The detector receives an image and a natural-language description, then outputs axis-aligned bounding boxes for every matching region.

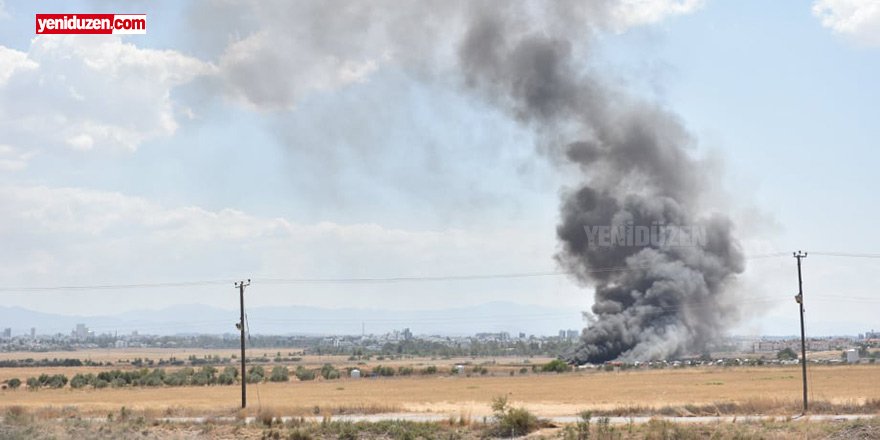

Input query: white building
[845,349,860,364]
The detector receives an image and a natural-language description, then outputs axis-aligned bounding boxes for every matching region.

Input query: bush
[397,366,414,376]
[70,373,91,389]
[247,365,265,383]
[372,365,395,377]
[218,373,235,385]
[295,366,315,381]
[777,348,798,360]
[6,378,21,389]
[269,366,290,382]
[422,365,438,375]
[320,364,340,380]
[491,395,539,437]
[223,365,239,378]
[542,359,572,373]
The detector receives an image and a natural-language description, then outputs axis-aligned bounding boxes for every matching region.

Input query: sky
[1,0,878,336]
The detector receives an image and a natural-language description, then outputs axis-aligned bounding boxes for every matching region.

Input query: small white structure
[846,349,860,364]
[453,365,465,374]
[350,368,361,379]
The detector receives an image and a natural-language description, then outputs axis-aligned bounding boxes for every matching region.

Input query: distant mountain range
[0,301,585,337]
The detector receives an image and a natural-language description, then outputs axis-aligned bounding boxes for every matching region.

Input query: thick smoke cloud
[189,0,740,363]
[456,6,744,363]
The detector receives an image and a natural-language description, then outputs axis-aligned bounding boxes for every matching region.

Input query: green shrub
[218,373,235,385]
[70,373,90,389]
[247,365,265,383]
[295,366,315,381]
[223,365,239,378]
[372,365,395,377]
[491,395,539,437]
[320,364,340,380]
[6,378,21,389]
[269,366,290,382]
[541,359,572,373]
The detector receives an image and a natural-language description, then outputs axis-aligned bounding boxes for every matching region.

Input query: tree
[542,359,572,373]
[320,364,340,380]
[26,377,40,390]
[247,365,265,383]
[294,366,315,381]
[70,374,90,389]
[777,348,797,361]
[6,378,21,389]
[269,366,289,382]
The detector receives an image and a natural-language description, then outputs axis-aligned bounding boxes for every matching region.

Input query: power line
[809,251,880,259]
[0,251,797,294]
[0,279,235,292]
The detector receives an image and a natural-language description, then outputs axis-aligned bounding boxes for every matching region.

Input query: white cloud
[217,25,386,110]
[0,46,37,85]
[813,0,880,46]
[0,144,31,171]
[0,185,561,311]
[610,0,705,30]
[0,37,214,166]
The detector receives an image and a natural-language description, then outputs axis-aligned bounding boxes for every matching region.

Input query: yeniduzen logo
[35,14,146,35]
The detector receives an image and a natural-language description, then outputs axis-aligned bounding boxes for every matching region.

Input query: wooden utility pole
[235,279,251,409]
[793,251,808,413]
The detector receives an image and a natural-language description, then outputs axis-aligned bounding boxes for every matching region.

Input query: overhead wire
[0,251,795,293]
[0,250,874,295]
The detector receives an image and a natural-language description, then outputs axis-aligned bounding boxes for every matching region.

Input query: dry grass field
[2,359,878,418]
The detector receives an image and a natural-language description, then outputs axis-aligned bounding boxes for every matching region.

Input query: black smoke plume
[456,8,745,363]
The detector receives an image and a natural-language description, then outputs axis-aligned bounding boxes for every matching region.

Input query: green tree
[70,373,90,389]
[26,377,40,390]
[6,378,21,389]
[777,348,797,360]
[247,365,265,383]
[294,366,315,381]
[269,366,290,382]
[542,359,572,373]
[320,364,340,380]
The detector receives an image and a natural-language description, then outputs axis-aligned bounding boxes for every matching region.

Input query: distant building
[72,323,89,340]
[560,329,579,341]
[846,349,860,364]
[350,369,361,379]
[1,328,10,339]
[30,327,36,339]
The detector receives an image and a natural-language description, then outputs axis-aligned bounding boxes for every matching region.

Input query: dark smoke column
[457,10,745,364]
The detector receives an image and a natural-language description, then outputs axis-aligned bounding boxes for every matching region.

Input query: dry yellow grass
[1,365,877,417]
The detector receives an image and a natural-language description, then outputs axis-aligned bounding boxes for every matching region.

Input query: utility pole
[793,251,808,413]
[235,279,251,409]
